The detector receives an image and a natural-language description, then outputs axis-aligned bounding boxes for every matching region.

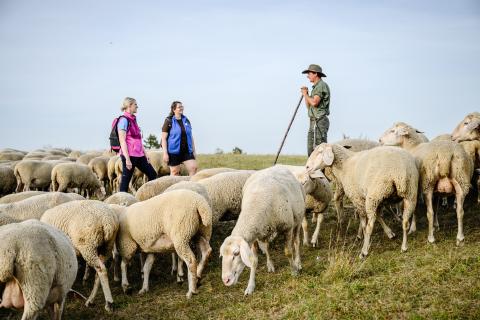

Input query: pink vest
[119,112,145,157]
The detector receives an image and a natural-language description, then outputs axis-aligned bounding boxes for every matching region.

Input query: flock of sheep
[0,112,479,319]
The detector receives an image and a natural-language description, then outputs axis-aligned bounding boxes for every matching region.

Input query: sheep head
[219,236,251,286]
[305,143,334,173]
[452,112,480,141]
[452,118,480,142]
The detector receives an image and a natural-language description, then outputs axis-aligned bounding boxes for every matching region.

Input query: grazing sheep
[306,144,419,258]
[51,162,106,200]
[198,171,255,224]
[14,160,64,192]
[107,155,120,193]
[0,166,17,196]
[380,122,473,245]
[104,192,138,206]
[41,200,119,312]
[0,192,84,220]
[0,220,78,320]
[116,190,212,298]
[278,164,332,247]
[88,156,110,194]
[135,175,190,201]
[76,152,102,166]
[220,166,305,295]
[0,191,47,204]
[146,150,170,177]
[190,167,238,182]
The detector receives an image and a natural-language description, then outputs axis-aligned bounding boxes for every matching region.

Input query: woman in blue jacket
[161,101,198,176]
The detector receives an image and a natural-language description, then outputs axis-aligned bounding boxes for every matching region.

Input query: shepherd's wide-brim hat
[302,64,327,77]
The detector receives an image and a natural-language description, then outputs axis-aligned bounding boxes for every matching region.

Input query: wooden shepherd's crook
[273,95,304,165]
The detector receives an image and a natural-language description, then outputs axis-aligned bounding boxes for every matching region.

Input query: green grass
[2,154,480,319]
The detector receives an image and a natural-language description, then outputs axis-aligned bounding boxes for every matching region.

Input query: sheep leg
[121,259,131,293]
[334,187,345,224]
[293,224,302,271]
[85,272,100,307]
[301,216,309,246]
[113,246,121,282]
[139,252,145,278]
[177,255,185,283]
[434,197,441,231]
[401,198,416,252]
[82,265,91,286]
[83,252,114,312]
[196,236,212,279]
[357,215,366,239]
[377,215,395,239]
[284,229,298,276]
[139,254,155,294]
[311,211,318,223]
[171,252,177,275]
[174,242,198,299]
[20,304,40,320]
[244,241,259,296]
[360,200,378,259]
[425,190,435,243]
[311,212,324,247]
[408,212,417,234]
[47,299,64,320]
[258,240,275,272]
[452,180,466,246]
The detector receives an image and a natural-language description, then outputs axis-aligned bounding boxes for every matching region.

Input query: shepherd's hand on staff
[301,86,309,96]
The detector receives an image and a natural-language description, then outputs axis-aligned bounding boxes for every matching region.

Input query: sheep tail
[436,153,452,178]
[50,168,58,192]
[196,196,212,228]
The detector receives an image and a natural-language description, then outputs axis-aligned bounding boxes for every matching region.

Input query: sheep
[0,166,17,196]
[88,156,111,194]
[51,162,106,200]
[76,152,102,165]
[379,122,473,245]
[40,200,119,312]
[104,192,138,206]
[14,160,64,192]
[0,212,19,226]
[146,149,170,177]
[451,112,480,141]
[23,152,49,160]
[42,155,65,161]
[333,138,380,152]
[0,220,78,320]
[190,167,238,182]
[116,189,212,298]
[306,143,419,258]
[107,155,119,193]
[0,191,47,204]
[277,164,332,247]
[0,152,24,161]
[197,171,255,224]
[0,192,84,220]
[68,150,83,159]
[220,166,305,296]
[135,175,190,201]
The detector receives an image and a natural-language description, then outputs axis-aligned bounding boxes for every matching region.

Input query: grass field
[2,154,480,319]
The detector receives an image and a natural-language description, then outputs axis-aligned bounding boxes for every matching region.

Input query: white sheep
[190,167,238,182]
[0,212,19,226]
[0,166,17,196]
[51,162,106,199]
[107,155,119,193]
[104,192,138,206]
[452,112,480,141]
[14,160,64,192]
[88,156,111,194]
[116,189,212,298]
[135,175,190,201]
[76,152,102,166]
[306,143,419,258]
[40,200,119,312]
[198,170,255,224]
[333,138,380,152]
[220,166,305,295]
[380,122,473,245]
[0,192,84,220]
[0,219,77,320]
[0,191,47,204]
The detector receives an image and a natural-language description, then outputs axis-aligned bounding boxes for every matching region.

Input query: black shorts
[168,152,195,167]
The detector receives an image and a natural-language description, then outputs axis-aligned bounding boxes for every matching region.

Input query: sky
[1,0,479,154]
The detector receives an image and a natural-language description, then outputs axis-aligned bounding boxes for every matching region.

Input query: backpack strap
[117,115,131,133]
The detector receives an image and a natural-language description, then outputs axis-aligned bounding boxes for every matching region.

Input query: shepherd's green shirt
[308,79,330,119]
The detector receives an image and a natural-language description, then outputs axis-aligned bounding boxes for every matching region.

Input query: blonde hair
[121,97,136,111]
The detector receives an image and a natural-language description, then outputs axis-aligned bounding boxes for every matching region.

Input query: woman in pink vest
[118,97,157,192]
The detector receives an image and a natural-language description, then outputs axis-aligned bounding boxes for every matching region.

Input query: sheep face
[453,119,480,142]
[379,123,410,146]
[305,143,334,173]
[298,170,326,194]
[219,236,252,286]
[452,113,480,140]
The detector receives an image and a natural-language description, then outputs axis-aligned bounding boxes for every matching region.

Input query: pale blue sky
[1,0,479,154]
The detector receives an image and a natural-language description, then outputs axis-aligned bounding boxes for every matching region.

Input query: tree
[214,148,224,155]
[232,146,243,154]
[143,134,160,149]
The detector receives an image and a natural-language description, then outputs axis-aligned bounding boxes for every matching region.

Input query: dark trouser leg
[307,116,330,156]
[133,156,158,181]
[120,155,134,192]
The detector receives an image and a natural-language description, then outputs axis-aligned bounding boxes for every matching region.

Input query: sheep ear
[309,170,325,179]
[322,146,334,166]
[239,240,253,268]
[397,127,409,136]
[466,120,480,131]
[415,130,424,134]
[343,145,352,149]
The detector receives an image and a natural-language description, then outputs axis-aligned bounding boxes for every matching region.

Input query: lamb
[220,166,305,295]
[116,189,212,298]
[198,171,255,224]
[0,192,84,220]
[135,175,190,201]
[190,167,238,182]
[14,160,64,192]
[277,164,332,247]
[88,156,111,194]
[0,191,47,204]
[0,166,17,196]
[40,200,119,312]
[379,122,473,245]
[51,162,106,200]
[306,143,419,258]
[104,192,138,206]
[0,220,78,320]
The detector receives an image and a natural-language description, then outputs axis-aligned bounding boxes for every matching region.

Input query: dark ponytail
[169,101,181,117]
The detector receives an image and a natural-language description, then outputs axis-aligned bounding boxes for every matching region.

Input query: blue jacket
[167,115,193,155]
